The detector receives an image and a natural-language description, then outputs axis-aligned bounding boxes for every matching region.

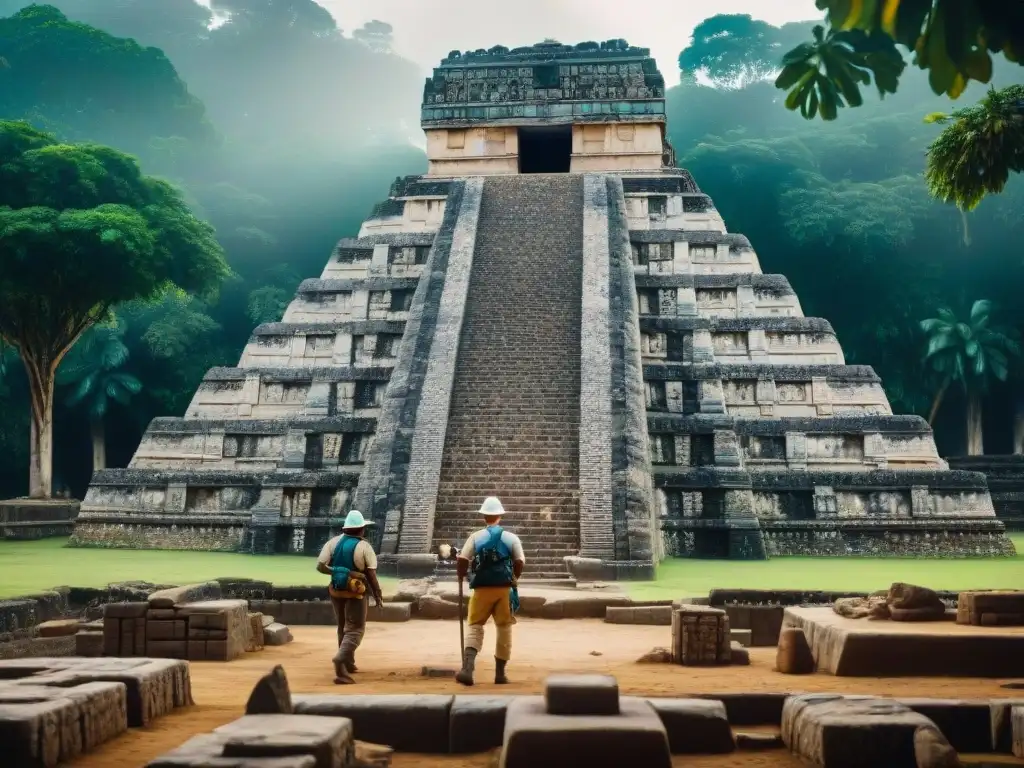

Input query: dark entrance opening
[518,125,572,173]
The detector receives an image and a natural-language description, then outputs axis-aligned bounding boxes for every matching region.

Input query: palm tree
[58,322,142,472]
[925,84,1024,211]
[920,300,1020,455]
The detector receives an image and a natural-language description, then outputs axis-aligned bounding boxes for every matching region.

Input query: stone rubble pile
[100,582,294,661]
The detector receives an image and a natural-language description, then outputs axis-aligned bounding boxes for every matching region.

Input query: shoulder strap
[333,535,360,569]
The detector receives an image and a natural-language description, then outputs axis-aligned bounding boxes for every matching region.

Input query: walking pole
[457,575,465,658]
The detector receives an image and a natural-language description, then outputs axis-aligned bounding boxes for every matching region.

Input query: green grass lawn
[0,538,373,598]
[0,535,1021,600]
[627,533,1024,600]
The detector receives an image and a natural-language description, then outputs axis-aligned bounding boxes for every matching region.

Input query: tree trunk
[966,391,984,456]
[91,418,106,472]
[1014,410,1024,455]
[21,355,58,499]
[927,378,950,425]
[29,426,39,497]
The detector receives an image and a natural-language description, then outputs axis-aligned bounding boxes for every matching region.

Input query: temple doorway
[518,125,572,173]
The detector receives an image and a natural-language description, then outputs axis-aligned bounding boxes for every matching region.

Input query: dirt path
[70,620,1024,768]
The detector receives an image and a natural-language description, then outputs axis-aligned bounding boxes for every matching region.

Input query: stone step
[431,176,586,575]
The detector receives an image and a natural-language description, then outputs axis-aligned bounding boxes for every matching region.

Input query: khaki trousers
[330,595,368,663]
[465,585,514,661]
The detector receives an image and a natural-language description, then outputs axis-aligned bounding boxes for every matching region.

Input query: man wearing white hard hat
[455,496,525,686]
[316,510,384,685]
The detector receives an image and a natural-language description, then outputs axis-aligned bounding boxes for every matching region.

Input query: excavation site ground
[63,621,1024,768]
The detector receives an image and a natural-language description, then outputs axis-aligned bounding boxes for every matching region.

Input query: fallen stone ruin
[0,656,192,766]
[142,666,1024,767]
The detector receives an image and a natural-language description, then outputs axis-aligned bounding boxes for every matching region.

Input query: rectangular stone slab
[148,583,222,608]
[694,693,792,726]
[148,732,317,768]
[784,606,1024,676]
[544,674,619,715]
[500,696,671,768]
[449,695,513,753]
[991,698,1024,753]
[104,602,149,619]
[21,658,191,726]
[292,694,453,753]
[643,697,734,754]
[896,698,994,752]
[782,694,934,767]
[0,681,127,766]
[216,714,353,768]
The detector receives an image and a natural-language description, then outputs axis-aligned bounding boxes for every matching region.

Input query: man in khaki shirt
[316,510,383,684]
[456,496,525,686]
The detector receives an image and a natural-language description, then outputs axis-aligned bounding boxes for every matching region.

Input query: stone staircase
[432,174,584,578]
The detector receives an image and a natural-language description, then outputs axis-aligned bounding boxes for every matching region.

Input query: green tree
[920,300,1020,455]
[679,15,816,88]
[0,5,214,156]
[924,84,1024,210]
[57,321,141,472]
[778,1,1024,120]
[0,120,229,498]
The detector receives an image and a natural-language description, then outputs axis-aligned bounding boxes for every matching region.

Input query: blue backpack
[330,535,364,594]
[469,526,514,589]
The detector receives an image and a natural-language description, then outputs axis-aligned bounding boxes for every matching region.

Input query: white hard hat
[479,497,505,516]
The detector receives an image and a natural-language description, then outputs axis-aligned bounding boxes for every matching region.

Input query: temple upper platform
[420,39,672,176]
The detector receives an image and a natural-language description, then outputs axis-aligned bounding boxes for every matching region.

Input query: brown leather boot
[495,658,509,684]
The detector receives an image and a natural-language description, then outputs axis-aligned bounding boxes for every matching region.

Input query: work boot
[495,658,509,685]
[455,648,478,686]
[333,649,355,685]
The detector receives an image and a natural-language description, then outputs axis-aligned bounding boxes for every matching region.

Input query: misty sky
[321,0,822,85]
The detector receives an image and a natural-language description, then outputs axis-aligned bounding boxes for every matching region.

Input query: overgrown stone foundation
[1,498,80,539]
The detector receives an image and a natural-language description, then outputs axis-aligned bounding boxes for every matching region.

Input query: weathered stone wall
[606,175,659,570]
[351,180,478,558]
[636,274,803,320]
[578,174,614,560]
[389,179,483,556]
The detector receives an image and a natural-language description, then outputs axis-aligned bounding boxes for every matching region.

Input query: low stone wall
[706,589,965,647]
[0,498,80,539]
[948,454,1024,531]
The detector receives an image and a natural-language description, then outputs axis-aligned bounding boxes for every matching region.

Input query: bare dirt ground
[70,619,1024,768]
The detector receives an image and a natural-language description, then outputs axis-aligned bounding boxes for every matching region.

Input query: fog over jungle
[1,0,1023,499]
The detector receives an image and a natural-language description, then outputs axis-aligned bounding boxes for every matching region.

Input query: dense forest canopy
[0,3,1022,498]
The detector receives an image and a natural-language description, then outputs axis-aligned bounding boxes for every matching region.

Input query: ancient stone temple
[73,39,1015,576]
